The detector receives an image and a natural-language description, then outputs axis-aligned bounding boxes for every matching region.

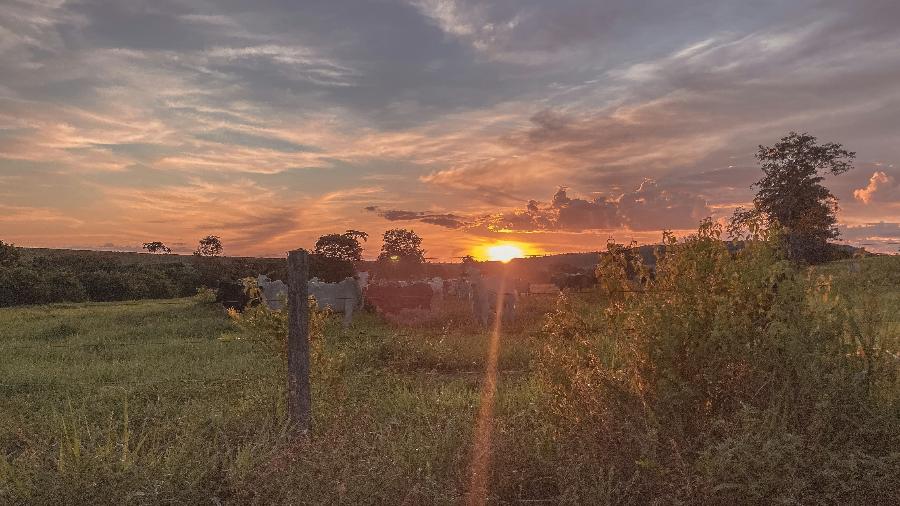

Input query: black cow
[551,272,597,291]
[216,279,251,311]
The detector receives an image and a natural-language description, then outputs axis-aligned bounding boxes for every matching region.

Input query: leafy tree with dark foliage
[732,132,855,264]
[378,229,425,263]
[314,230,368,261]
[308,255,356,283]
[142,241,171,254]
[310,230,367,283]
[194,235,223,257]
[344,229,369,247]
[376,228,426,280]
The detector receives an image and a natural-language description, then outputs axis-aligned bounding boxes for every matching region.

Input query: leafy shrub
[0,266,44,306]
[78,271,132,301]
[538,220,900,503]
[127,271,178,299]
[0,266,87,306]
[36,270,87,303]
[228,296,332,359]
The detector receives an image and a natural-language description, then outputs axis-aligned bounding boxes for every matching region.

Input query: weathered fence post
[286,249,311,434]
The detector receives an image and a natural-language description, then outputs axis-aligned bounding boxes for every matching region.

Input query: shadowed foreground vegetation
[1,233,898,504]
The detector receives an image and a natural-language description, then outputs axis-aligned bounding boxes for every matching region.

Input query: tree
[344,229,368,243]
[313,230,368,261]
[378,229,425,263]
[460,254,479,279]
[194,235,223,257]
[143,241,171,254]
[0,240,20,268]
[732,132,855,264]
[375,229,426,279]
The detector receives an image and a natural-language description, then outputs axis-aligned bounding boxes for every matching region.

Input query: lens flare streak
[465,275,506,506]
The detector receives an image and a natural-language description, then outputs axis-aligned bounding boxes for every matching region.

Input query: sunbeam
[465,273,507,506]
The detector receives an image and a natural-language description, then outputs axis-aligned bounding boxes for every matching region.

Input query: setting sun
[486,244,525,263]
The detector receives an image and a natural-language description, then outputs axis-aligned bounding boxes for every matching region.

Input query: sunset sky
[1,0,898,259]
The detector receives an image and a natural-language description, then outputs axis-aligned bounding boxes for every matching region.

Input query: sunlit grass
[0,296,552,504]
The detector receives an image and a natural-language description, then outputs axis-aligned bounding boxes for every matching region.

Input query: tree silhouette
[314,230,368,261]
[733,132,855,263]
[378,229,425,263]
[142,241,171,254]
[194,235,223,257]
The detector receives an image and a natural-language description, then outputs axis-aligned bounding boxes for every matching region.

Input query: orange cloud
[853,171,897,204]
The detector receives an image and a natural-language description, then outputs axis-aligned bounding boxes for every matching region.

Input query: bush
[78,271,133,301]
[128,271,178,299]
[538,220,900,503]
[0,266,87,306]
[228,296,332,359]
[36,270,87,303]
[0,266,44,306]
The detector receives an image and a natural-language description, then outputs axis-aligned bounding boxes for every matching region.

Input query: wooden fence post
[286,249,311,434]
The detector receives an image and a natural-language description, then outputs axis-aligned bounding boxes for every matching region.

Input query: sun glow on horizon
[472,241,539,262]
[485,243,525,263]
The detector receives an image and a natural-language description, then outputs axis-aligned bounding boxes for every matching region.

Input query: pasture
[0,295,553,504]
[1,252,898,504]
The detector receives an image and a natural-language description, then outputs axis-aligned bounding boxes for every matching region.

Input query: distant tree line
[0,235,285,307]
[0,243,203,307]
[0,228,432,307]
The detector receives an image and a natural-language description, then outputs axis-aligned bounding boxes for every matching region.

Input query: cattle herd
[217,268,600,326]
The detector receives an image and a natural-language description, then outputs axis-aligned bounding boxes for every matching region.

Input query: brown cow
[365,282,433,314]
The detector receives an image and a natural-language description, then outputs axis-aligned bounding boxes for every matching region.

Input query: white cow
[256,275,362,316]
[471,275,518,325]
[257,275,287,310]
[308,277,361,313]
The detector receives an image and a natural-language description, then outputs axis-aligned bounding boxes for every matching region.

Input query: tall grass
[0,295,553,503]
[537,221,900,503]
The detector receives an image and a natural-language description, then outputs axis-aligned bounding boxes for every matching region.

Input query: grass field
[1,254,898,504]
[0,294,556,504]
